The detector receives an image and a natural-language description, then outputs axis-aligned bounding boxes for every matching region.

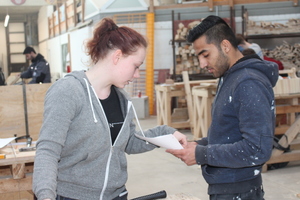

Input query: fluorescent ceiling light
[4,14,10,27]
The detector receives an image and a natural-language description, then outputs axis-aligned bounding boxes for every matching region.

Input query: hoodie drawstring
[83,78,98,123]
[130,102,148,144]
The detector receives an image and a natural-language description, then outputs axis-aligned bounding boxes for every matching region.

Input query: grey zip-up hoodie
[33,70,177,200]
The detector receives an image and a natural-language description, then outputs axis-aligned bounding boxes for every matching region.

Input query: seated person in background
[242,48,285,78]
[20,46,51,84]
[236,34,264,60]
[241,48,256,56]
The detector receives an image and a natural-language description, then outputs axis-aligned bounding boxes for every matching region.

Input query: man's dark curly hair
[187,15,238,50]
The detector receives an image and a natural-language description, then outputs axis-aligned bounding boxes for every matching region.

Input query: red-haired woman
[33,18,187,200]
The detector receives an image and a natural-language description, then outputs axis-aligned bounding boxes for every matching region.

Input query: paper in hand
[135,134,183,149]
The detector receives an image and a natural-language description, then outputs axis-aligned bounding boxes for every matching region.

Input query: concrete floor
[127,116,300,200]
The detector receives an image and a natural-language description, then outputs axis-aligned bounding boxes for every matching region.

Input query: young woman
[33,18,187,200]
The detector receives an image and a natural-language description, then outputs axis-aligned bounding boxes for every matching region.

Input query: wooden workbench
[155,76,217,129]
[0,142,36,200]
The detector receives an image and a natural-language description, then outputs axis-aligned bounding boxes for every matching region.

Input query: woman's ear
[113,49,123,65]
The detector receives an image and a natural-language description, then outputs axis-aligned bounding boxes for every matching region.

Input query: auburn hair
[86,18,148,64]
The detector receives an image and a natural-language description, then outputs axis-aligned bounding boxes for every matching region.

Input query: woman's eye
[203,54,209,58]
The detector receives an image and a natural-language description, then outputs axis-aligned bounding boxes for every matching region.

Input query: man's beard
[212,50,230,78]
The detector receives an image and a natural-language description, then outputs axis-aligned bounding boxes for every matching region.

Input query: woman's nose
[133,69,140,78]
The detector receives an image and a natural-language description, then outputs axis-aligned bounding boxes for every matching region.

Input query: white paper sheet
[135,134,183,149]
[0,137,16,148]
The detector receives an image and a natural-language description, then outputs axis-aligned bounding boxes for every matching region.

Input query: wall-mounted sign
[11,0,26,5]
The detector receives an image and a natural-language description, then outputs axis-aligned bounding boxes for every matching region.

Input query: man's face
[24,53,34,60]
[193,36,230,78]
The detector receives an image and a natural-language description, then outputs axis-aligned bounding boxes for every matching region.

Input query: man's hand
[166,142,197,166]
[173,131,187,147]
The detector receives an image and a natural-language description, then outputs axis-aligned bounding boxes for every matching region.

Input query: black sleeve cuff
[195,137,208,146]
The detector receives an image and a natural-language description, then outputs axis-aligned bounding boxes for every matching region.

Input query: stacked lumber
[246,18,300,35]
[174,20,201,41]
[262,41,300,71]
[175,44,201,74]
[174,20,206,75]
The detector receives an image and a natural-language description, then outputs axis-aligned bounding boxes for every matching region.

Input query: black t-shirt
[100,86,124,145]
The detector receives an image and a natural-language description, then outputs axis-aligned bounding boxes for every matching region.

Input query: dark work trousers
[210,186,265,200]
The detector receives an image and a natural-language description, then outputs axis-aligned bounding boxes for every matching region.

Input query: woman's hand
[173,131,188,148]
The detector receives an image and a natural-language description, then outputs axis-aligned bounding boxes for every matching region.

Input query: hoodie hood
[64,70,132,100]
[32,53,46,63]
[226,54,279,87]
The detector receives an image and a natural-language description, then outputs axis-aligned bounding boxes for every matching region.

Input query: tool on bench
[14,79,33,149]
[19,146,36,152]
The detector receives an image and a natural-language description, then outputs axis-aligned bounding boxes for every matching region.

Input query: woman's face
[113,47,146,88]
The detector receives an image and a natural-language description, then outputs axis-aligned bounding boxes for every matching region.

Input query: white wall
[41,33,68,78]
[154,21,173,70]
[69,26,92,72]
[38,5,53,43]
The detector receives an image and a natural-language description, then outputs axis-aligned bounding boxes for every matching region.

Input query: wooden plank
[272,117,300,157]
[275,125,289,135]
[192,85,215,139]
[154,0,297,11]
[0,190,33,200]
[266,150,300,164]
[0,144,35,197]
[0,84,51,141]
[0,164,33,177]
[0,85,25,138]
[72,0,77,27]
[182,71,194,129]
[208,0,214,11]
[11,163,25,179]
[26,84,51,141]
[6,73,21,85]
[0,176,32,193]
[276,105,300,115]
[0,144,35,166]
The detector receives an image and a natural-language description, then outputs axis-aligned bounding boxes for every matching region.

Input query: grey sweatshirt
[33,70,177,200]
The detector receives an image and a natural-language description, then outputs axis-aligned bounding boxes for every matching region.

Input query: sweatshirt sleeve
[125,122,177,154]
[33,80,81,200]
[195,80,274,168]
[20,66,32,79]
